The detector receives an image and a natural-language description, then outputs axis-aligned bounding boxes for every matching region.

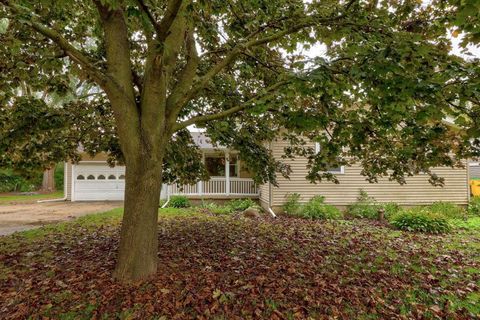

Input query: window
[77,175,85,180]
[108,175,116,180]
[205,155,225,177]
[87,175,95,180]
[98,175,106,180]
[228,154,239,177]
[119,175,125,180]
[314,143,344,174]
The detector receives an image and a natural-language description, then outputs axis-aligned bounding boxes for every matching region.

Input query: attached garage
[71,163,126,201]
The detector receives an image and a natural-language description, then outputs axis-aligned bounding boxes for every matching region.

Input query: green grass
[12,207,204,241]
[0,191,64,205]
[450,216,480,230]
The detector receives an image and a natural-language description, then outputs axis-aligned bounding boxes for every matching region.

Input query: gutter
[37,162,68,203]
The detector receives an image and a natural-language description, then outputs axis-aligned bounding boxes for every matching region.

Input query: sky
[302,32,480,61]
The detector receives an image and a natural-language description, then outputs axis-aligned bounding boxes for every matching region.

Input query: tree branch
[166,28,200,111]
[157,0,184,42]
[1,0,108,88]
[176,7,356,113]
[174,80,290,131]
[136,0,183,42]
[135,0,158,32]
[94,1,141,156]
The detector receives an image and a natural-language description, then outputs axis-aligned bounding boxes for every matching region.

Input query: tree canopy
[1,0,479,185]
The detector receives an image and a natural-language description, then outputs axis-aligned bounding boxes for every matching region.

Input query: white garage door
[73,163,126,201]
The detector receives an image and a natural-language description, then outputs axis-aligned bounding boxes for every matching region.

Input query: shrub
[428,201,465,219]
[390,208,451,233]
[0,170,36,192]
[226,198,257,212]
[283,193,301,215]
[298,196,342,220]
[468,197,480,216]
[54,163,64,190]
[201,202,231,215]
[347,190,379,219]
[382,202,401,219]
[168,195,190,208]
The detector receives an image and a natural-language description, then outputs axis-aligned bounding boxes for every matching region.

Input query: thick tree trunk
[113,155,164,282]
[41,168,55,192]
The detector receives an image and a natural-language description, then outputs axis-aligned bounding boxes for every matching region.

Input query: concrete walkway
[0,201,122,236]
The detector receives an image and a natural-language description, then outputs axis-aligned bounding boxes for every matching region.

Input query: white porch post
[198,151,204,195]
[225,151,230,195]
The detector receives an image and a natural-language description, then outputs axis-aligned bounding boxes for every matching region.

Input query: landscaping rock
[241,207,261,219]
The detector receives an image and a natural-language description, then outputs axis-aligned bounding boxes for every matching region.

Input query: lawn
[0,208,479,319]
[0,191,64,205]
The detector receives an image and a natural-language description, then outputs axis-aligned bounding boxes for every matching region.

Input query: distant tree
[1,0,479,282]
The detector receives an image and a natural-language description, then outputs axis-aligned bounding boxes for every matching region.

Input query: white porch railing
[167,177,258,197]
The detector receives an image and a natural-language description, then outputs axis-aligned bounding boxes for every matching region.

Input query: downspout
[161,184,170,208]
[267,141,277,218]
[38,162,68,203]
[268,182,277,218]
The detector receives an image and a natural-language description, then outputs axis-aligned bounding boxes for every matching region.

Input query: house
[64,132,470,211]
[65,132,258,202]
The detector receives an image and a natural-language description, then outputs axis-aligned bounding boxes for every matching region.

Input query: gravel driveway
[0,201,122,236]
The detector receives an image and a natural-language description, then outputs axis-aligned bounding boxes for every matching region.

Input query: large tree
[1,0,479,282]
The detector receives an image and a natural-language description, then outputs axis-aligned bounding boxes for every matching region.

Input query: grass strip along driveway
[0,192,64,205]
[0,208,479,319]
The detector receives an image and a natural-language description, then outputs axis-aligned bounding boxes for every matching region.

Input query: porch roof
[191,132,227,150]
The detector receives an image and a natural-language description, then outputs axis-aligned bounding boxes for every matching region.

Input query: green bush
[297,196,342,220]
[347,190,379,219]
[382,202,401,218]
[0,169,36,192]
[168,195,190,208]
[226,198,257,212]
[283,193,301,215]
[201,202,231,215]
[468,197,480,216]
[54,163,64,190]
[428,201,465,219]
[390,208,451,233]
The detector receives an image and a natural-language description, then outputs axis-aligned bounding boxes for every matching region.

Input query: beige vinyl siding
[259,183,270,210]
[469,163,480,179]
[258,142,272,210]
[239,161,253,178]
[269,138,469,208]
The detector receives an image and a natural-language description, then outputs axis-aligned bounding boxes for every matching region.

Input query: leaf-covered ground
[0,209,479,319]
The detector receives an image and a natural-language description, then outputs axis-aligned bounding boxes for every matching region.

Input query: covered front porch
[162,147,259,199]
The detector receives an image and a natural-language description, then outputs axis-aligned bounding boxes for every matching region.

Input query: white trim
[71,163,76,202]
[77,160,114,164]
[314,142,345,174]
[225,151,230,195]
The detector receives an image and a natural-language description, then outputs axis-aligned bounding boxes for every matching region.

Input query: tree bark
[41,168,55,192]
[113,154,164,282]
